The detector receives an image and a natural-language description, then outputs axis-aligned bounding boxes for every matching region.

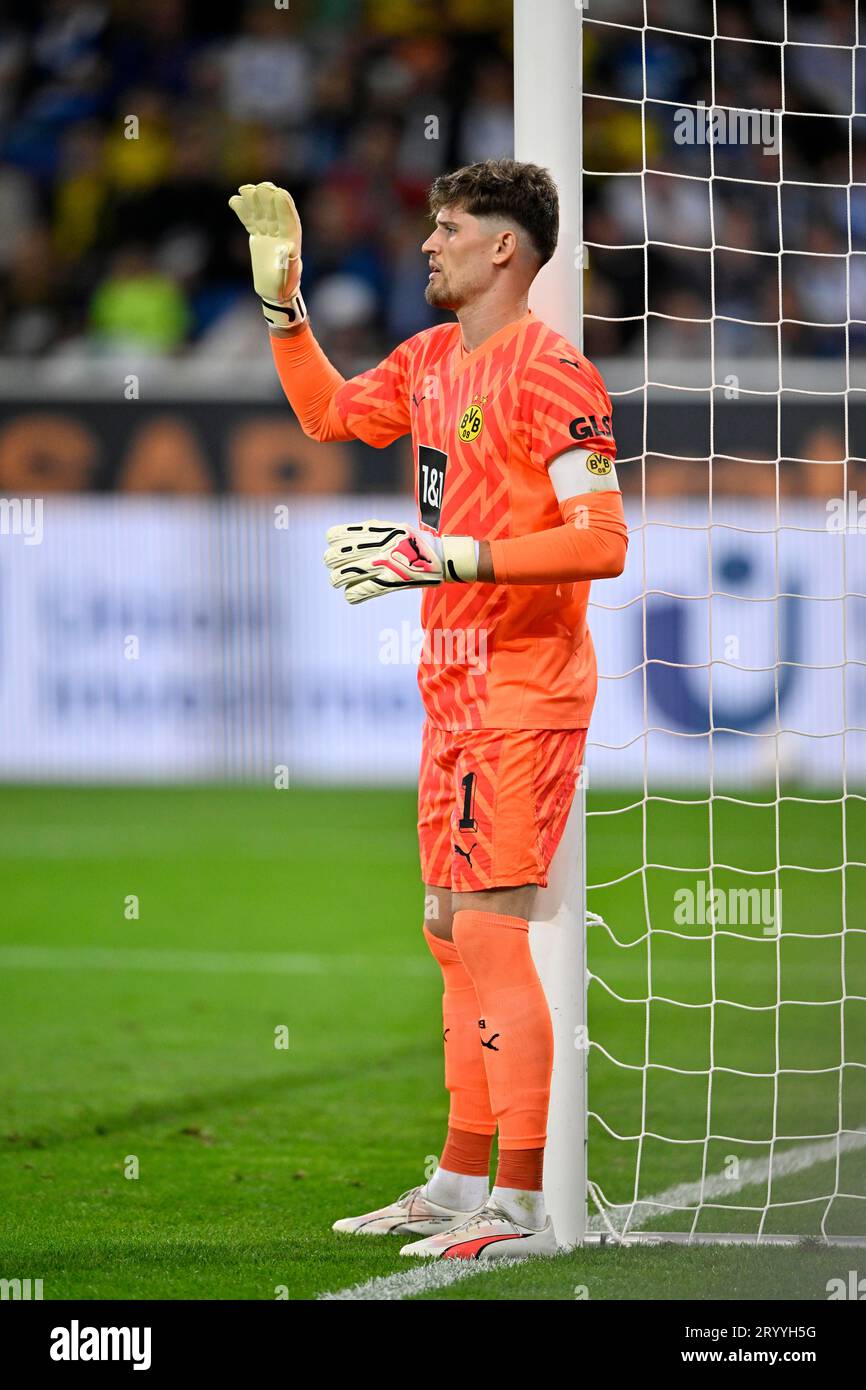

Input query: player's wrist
[260,289,307,330]
[438,535,479,583]
[268,316,311,339]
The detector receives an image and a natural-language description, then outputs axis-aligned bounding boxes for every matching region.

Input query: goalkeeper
[230,163,627,1261]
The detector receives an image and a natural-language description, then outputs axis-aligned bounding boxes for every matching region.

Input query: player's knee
[452,884,537,921]
[423,886,453,941]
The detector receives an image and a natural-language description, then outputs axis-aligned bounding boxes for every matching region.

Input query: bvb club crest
[457,403,484,442]
[585,451,612,475]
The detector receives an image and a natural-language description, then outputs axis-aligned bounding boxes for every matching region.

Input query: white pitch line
[319,1261,490,1300]
[320,1132,866,1300]
[0,945,427,977]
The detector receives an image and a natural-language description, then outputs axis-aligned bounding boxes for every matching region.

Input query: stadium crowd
[0,0,863,375]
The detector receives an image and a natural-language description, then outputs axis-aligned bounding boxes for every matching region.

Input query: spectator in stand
[87,243,190,355]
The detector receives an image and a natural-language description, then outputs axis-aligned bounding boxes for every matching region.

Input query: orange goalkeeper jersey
[333,309,618,731]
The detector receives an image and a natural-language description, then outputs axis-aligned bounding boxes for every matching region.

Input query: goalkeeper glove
[324,521,478,605]
[228,180,307,329]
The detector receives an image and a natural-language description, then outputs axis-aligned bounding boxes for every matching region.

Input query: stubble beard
[425,273,460,309]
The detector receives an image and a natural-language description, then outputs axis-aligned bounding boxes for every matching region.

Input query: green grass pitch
[0,785,863,1301]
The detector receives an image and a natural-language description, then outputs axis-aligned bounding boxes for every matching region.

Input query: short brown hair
[428,158,559,267]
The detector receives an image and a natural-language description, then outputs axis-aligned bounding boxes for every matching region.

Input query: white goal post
[519,0,866,1249]
[516,0,589,1250]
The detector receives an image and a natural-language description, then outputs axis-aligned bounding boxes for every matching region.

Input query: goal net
[581,0,866,1243]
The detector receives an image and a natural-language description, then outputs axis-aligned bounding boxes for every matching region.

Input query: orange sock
[451,910,553,1151]
[423,925,496,1138]
[441,1126,493,1177]
[495,1147,545,1191]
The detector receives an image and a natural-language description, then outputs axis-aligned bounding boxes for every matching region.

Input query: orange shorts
[418,722,588,892]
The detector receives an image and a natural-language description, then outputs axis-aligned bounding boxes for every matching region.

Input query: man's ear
[491,227,518,267]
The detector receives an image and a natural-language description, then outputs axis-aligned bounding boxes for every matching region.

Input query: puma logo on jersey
[454,841,477,866]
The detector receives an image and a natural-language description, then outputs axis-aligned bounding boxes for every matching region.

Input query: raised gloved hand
[228,181,306,329]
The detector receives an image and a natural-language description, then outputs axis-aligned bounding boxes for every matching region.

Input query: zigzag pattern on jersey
[330,312,616,733]
[414,323,542,730]
[518,343,616,464]
[420,583,508,730]
[335,338,417,441]
[432,339,515,533]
